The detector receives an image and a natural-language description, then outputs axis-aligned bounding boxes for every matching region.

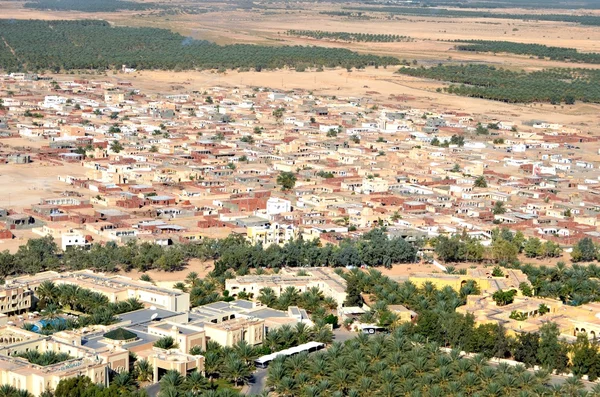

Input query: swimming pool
[31,318,67,333]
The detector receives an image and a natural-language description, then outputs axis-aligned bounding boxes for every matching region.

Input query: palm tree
[111,371,138,393]
[560,377,584,395]
[313,325,333,344]
[159,370,184,391]
[185,272,199,287]
[158,386,179,397]
[330,369,352,394]
[182,370,209,394]
[258,287,277,307]
[203,351,222,380]
[56,283,80,310]
[42,303,62,321]
[189,345,202,356]
[134,359,153,382]
[276,171,297,191]
[277,286,300,310]
[221,355,251,386]
[124,298,144,311]
[36,281,57,309]
[0,385,33,397]
[233,340,257,365]
[22,323,36,332]
[153,336,178,350]
[294,322,313,344]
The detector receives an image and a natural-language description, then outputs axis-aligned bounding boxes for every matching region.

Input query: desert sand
[102,67,600,134]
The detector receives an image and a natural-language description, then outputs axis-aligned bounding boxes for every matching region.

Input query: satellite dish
[150,313,159,321]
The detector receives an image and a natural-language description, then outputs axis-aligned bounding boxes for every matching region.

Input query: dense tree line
[433,228,525,264]
[0,228,416,282]
[397,64,600,104]
[212,228,417,275]
[23,0,154,12]
[0,20,399,73]
[432,231,600,306]
[455,40,600,64]
[0,236,190,277]
[433,228,562,264]
[40,374,149,397]
[319,11,371,18]
[343,6,600,26]
[286,30,413,43]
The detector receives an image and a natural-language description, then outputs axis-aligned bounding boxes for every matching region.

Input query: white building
[266,197,291,216]
[61,232,91,251]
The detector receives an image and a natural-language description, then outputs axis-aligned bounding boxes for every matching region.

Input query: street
[246,368,268,396]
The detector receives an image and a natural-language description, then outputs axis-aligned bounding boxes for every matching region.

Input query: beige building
[408,267,530,296]
[148,349,204,382]
[5,270,190,313]
[148,322,206,354]
[203,318,265,347]
[0,326,127,396]
[458,295,600,341]
[0,286,32,316]
[226,267,347,306]
[246,223,298,247]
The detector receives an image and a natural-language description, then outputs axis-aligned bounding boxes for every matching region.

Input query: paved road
[145,383,160,397]
[246,368,268,395]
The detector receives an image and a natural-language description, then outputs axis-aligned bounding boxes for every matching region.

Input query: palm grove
[0,20,399,73]
[330,265,600,390]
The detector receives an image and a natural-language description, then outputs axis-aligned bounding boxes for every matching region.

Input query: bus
[254,341,325,368]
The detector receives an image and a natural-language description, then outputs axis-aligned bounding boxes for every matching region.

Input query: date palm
[111,371,138,393]
[221,355,250,386]
[42,303,62,321]
[35,281,57,309]
[182,370,209,394]
[134,358,153,382]
[233,340,258,365]
[159,370,184,391]
[0,385,33,397]
[56,283,80,309]
[185,271,199,287]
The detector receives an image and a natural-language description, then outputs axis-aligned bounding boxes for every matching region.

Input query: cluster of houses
[1,72,600,252]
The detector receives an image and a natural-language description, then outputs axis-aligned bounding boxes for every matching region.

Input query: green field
[0,20,399,72]
[455,40,600,64]
[397,64,600,104]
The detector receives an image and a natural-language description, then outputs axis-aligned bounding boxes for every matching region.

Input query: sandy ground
[0,139,89,211]
[116,258,215,287]
[91,67,600,133]
[0,162,88,209]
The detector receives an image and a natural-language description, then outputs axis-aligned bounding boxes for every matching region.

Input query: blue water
[31,318,66,333]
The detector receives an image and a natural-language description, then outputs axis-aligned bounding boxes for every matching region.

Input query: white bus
[254,341,325,368]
